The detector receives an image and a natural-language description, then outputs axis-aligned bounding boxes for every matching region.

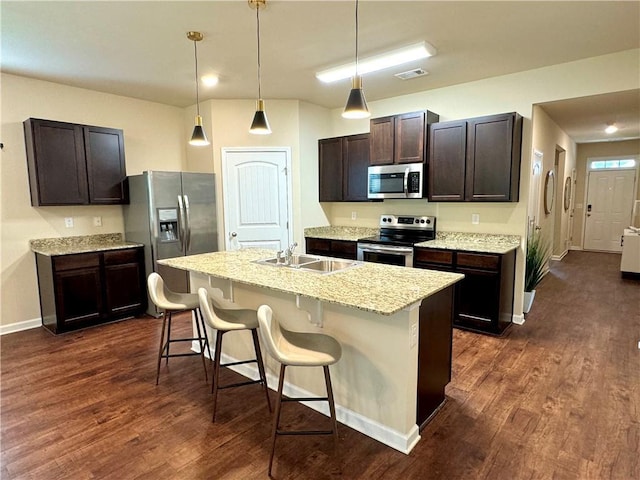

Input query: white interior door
[528,150,543,236]
[222,148,291,251]
[584,169,636,252]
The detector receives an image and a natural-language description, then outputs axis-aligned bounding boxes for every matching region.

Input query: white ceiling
[2,1,639,143]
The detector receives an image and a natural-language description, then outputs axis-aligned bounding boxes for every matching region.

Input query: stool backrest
[257,305,286,363]
[147,272,166,309]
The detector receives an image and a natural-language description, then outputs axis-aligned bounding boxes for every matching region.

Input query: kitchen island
[159,248,463,453]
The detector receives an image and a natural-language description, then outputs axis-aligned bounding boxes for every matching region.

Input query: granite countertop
[30,233,144,256]
[415,231,521,254]
[304,226,379,242]
[158,248,463,316]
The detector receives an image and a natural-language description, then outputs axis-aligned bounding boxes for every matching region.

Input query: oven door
[356,243,413,267]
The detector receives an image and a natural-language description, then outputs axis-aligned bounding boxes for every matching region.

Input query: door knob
[230,232,237,238]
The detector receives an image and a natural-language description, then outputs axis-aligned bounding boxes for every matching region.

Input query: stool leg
[268,363,286,477]
[165,311,173,366]
[211,329,225,422]
[323,365,339,449]
[251,328,272,413]
[193,309,208,383]
[197,308,213,365]
[155,313,168,385]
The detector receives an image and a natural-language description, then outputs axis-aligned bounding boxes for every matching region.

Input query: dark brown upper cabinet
[369,110,439,166]
[24,118,128,206]
[428,112,522,202]
[319,133,370,202]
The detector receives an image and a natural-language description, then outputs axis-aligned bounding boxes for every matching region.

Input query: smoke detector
[394,68,429,80]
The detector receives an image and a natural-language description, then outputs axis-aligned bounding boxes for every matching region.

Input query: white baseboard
[569,246,583,251]
[551,250,568,261]
[512,313,525,325]
[0,318,42,336]
[208,349,421,454]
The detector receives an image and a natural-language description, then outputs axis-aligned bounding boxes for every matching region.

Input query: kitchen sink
[298,259,360,273]
[255,254,360,274]
[257,254,321,267]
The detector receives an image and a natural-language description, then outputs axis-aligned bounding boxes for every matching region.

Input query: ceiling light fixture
[605,123,618,134]
[318,41,436,84]
[342,0,370,119]
[187,31,209,146]
[249,0,271,135]
[201,74,219,87]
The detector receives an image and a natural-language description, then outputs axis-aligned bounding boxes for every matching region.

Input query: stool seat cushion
[148,272,199,311]
[257,305,342,367]
[198,288,259,331]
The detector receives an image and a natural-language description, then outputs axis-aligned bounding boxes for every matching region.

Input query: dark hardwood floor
[1,251,638,479]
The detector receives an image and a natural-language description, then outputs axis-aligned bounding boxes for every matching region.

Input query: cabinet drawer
[53,253,100,271]
[306,238,331,253]
[104,248,140,265]
[456,252,499,270]
[330,240,357,257]
[414,248,454,266]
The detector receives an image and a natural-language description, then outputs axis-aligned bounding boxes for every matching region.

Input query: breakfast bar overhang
[159,249,463,453]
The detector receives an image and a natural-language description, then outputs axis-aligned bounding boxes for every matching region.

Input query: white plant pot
[523,290,536,314]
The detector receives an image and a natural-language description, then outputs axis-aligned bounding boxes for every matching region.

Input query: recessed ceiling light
[201,74,219,87]
[316,41,436,83]
[605,123,618,134]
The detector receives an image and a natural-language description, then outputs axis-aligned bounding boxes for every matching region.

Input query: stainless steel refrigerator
[124,171,218,316]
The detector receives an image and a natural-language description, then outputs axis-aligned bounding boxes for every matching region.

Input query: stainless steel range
[357,214,436,267]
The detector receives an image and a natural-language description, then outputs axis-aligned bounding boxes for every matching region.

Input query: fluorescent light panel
[316,41,436,83]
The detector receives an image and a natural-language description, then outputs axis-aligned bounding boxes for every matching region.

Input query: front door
[584,169,636,252]
[222,148,291,251]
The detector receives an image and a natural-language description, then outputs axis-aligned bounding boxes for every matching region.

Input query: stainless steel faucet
[283,242,298,265]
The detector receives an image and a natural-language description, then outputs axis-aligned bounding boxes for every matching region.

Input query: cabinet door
[84,126,128,204]
[330,240,357,260]
[54,267,103,328]
[342,134,370,201]
[369,116,394,165]
[306,238,331,256]
[455,267,500,332]
[319,137,344,201]
[465,113,521,202]
[395,111,425,164]
[428,121,467,201]
[103,249,145,317]
[24,118,89,206]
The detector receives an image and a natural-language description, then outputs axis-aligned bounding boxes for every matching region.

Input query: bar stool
[197,288,272,422]
[256,304,342,476]
[147,272,211,385]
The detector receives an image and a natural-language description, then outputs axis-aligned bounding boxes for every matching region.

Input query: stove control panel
[379,214,436,231]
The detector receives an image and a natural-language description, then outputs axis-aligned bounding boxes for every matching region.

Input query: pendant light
[187,31,210,146]
[249,0,271,134]
[342,0,370,119]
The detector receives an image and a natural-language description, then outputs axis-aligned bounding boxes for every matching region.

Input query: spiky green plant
[525,230,551,292]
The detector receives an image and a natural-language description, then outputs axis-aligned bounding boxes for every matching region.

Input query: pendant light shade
[249,0,271,135]
[343,76,370,119]
[187,31,210,146]
[343,0,370,119]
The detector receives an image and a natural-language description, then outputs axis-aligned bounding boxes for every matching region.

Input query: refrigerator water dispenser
[158,208,179,242]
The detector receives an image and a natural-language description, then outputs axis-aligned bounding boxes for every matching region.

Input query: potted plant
[524,229,551,313]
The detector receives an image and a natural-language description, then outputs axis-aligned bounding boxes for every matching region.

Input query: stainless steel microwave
[367,163,424,199]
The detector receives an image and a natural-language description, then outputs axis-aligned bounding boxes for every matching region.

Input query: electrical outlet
[410,323,418,348]
[93,216,102,227]
[351,211,357,220]
[64,217,74,228]
[472,214,480,225]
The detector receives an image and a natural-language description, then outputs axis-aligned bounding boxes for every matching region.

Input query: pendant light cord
[193,39,201,116]
[256,5,262,100]
[355,0,359,76]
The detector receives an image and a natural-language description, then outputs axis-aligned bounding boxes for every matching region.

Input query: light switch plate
[472,214,480,224]
[93,216,102,227]
[64,217,74,228]
[351,211,357,220]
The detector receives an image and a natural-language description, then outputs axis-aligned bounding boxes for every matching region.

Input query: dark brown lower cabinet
[414,248,516,335]
[36,247,146,334]
[305,237,357,260]
[417,285,454,428]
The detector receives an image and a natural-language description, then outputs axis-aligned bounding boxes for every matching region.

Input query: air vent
[394,68,428,80]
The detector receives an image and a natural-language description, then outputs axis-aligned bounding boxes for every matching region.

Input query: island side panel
[417,284,455,429]
[190,272,421,452]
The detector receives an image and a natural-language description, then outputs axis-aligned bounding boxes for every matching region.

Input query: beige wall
[530,106,577,258]
[1,73,186,327]
[573,139,640,245]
